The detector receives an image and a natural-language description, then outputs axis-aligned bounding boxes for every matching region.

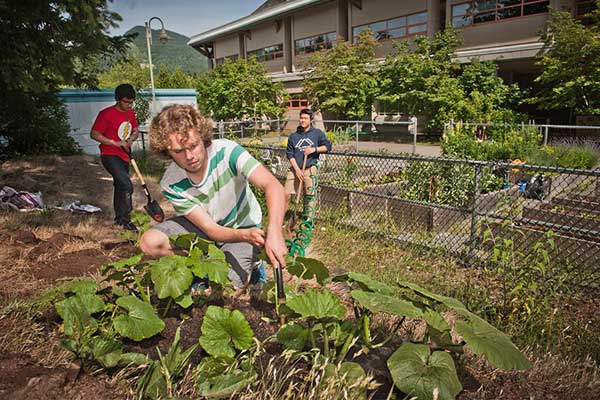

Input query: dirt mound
[31,248,113,282]
[0,353,124,400]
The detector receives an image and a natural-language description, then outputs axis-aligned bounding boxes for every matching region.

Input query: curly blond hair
[149,104,213,156]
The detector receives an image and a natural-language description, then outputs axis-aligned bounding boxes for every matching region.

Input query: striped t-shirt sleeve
[228,144,260,178]
[161,186,201,216]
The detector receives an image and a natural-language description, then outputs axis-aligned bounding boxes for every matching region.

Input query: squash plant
[274,260,531,400]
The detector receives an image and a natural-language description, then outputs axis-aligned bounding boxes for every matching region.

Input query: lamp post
[145,17,170,111]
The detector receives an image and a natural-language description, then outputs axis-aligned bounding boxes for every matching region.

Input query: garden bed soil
[0,352,126,400]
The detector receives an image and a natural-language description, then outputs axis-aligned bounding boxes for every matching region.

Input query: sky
[108,0,266,38]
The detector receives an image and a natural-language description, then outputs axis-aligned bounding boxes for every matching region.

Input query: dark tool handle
[275,262,285,301]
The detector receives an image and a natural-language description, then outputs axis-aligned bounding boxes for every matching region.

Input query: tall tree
[531,2,600,116]
[0,0,130,155]
[302,32,379,119]
[196,58,287,121]
[378,28,520,131]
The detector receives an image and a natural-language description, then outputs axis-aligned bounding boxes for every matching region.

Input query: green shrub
[1,93,81,157]
[552,144,598,169]
[524,144,599,169]
[442,122,541,162]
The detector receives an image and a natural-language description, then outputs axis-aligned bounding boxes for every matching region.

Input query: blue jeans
[101,155,133,224]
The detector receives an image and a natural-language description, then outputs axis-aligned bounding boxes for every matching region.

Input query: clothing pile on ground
[0,186,101,213]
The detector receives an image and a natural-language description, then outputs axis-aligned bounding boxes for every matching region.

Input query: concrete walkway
[240,136,442,157]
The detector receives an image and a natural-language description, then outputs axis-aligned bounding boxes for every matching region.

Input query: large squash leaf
[101,253,143,273]
[189,248,230,285]
[196,368,256,399]
[397,280,467,311]
[286,288,346,321]
[276,322,310,351]
[90,337,124,368]
[350,290,422,318]
[421,308,451,332]
[55,293,105,336]
[334,272,394,295]
[113,295,165,341]
[67,280,99,295]
[454,313,531,370]
[199,306,254,358]
[387,342,462,400]
[150,255,193,299]
[287,257,329,285]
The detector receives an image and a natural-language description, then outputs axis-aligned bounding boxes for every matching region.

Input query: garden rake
[289,152,308,231]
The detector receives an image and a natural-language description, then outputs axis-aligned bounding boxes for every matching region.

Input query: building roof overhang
[188,0,325,46]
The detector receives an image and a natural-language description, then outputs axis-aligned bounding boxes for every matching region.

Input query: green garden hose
[287,163,319,257]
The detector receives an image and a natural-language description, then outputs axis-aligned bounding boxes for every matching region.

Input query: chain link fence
[251,145,600,291]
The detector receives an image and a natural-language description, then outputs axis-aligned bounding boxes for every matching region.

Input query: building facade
[188,0,589,122]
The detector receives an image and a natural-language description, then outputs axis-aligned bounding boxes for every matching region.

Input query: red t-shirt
[91,105,138,162]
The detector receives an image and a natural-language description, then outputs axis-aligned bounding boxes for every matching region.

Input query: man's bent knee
[140,228,171,257]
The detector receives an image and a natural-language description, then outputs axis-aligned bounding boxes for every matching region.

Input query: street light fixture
[145,17,170,110]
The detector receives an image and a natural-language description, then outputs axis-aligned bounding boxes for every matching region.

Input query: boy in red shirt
[90,84,139,231]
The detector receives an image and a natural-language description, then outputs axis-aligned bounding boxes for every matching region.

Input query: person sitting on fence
[90,83,139,231]
[285,108,332,219]
[139,104,287,294]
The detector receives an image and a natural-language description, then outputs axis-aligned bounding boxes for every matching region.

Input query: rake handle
[295,152,308,204]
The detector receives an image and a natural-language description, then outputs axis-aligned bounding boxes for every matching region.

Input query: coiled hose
[286,163,319,257]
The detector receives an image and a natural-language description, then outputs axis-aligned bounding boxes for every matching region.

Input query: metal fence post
[240,123,244,139]
[355,121,359,152]
[410,116,418,154]
[468,164,483,262]
[543,125,549,146]
[218,120,224,139]
[276,118,281,141]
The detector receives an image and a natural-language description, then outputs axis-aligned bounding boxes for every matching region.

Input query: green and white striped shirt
[160,139,262,228]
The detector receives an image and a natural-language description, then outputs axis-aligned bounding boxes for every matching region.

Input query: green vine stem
[322,322,330,357]
[309,321,317,350]
[161,298,173,318]
[371,317,405,349]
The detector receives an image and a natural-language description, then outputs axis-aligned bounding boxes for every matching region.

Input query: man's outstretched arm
[248,164,287,268]
[184,206,266,247]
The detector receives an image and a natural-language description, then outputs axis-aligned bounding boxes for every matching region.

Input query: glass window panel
[370,21,386,32]
[498,6,521,19]
[474,0,496,11]
[353,25,367,37]
[388,28,407,38]
[388,16,406,28]
[473,11,495,23]
[524,2,549,15]
[452,3,471,16]
[498,0,521,7]
[407,12,427,25]
[452,15,473,26]
[408,24,428,34]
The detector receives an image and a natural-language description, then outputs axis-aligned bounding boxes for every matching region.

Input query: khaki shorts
[285,166,317,196]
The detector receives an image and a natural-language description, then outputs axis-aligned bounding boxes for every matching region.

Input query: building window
[287,94,309,109]
[352,11,428,42]
[295,32,336,55]
[452,0,549,27]
[247,44,284,62]
[575,0,597,25]
[214,54,239,66]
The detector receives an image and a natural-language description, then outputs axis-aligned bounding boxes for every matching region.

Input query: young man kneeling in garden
[139,105,287,294]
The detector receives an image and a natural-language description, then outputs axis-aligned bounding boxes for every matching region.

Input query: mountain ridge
[124,26,208,74]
